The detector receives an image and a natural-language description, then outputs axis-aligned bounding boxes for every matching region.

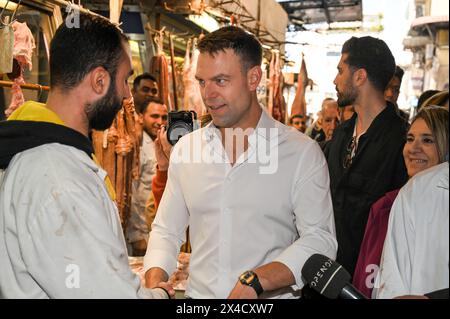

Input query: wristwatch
[239,270,264,296]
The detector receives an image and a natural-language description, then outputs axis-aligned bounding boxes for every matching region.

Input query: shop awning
[277,0,363,30]
[411,15,449,28]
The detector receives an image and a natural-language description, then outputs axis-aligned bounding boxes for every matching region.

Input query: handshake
[144,253,191,299]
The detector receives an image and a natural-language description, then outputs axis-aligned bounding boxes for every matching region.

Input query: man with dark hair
[0,13,170,298]
[385,66,408,120]
[126,96,167,256]
[144,26,337,299]
[416,90,440,111]
[384,66,404,105]
[323,36,408,277]
[132,73,159,111]
[289,114,307,133]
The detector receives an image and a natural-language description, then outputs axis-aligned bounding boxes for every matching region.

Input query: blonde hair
[411,106,449,163]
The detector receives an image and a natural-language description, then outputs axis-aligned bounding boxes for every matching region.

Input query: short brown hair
[197,26,262,72]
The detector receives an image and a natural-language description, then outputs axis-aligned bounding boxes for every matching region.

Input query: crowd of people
[0,12,448,299]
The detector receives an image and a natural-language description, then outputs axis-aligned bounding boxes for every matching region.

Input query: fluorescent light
[188,11,221,33]
[0,0,18,11]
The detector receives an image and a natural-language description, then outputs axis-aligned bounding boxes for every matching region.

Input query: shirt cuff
[274,248,310,289]
[143,248,177,278]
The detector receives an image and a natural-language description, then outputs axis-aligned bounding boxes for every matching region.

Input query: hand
[228,281,258,299]
[156,281,176,299]
[154,126,172,171]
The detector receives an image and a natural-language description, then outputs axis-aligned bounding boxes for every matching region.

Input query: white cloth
[144,108,337,299]
[375,162,449,299]
[126,131,157,244]
[0,143,162,298]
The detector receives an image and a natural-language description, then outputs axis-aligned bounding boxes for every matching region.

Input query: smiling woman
[403,106,448,177]
[353,105,449,298]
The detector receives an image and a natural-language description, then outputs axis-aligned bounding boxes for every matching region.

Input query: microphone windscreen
[301,254,351,299]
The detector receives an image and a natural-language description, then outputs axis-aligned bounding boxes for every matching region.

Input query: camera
[166,110,198,145]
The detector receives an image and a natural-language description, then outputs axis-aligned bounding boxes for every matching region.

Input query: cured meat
[267,51,275,116]
[150,32,173,110]
[290,53,308,117]
[271,51,286,123]
[91,98,140,226]
[182,38,205,115]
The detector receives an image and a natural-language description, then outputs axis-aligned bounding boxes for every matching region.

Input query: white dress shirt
[144,108,337,298]
[0,143,162,298]
[375,162,449,298]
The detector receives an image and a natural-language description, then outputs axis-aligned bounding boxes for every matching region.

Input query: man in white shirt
[0,12,171,299]
[375,162,449,299]
[126,97,168,256]
[144,26,337,299]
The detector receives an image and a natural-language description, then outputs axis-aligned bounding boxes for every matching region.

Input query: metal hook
[0,0,23,26]
[0,0,11,26]
[37,84,43,101]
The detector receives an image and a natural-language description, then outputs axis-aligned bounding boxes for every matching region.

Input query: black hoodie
[0,120,93,170]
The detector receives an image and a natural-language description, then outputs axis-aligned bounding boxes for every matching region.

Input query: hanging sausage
[91,98,140,226]
[150,30,173,110]
[182,38,206,115]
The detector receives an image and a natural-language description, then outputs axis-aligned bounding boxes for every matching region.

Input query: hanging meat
[267,51,275,116]
[5,21,36,118]
[182,38,206,115]
[271,51,286,123]
[290,53,309,117]
[150,31,173,110]
[91,98,140,226]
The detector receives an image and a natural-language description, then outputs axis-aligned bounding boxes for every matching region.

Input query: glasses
[293,121,305,125]
[343,136,356,169]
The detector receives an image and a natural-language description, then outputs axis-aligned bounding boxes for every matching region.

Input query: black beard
[337,87,358,108]
[86,79,123,131]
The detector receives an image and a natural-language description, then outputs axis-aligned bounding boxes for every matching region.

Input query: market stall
[0,0,293,296]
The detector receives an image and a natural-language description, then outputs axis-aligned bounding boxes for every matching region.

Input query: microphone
[301,254,367,299]
[424,288,449,299]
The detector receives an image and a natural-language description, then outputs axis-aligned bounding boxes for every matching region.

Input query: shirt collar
[341,102,401,137]
[142,131,154,145]
[202,106,284,143]
[437,163,449,190]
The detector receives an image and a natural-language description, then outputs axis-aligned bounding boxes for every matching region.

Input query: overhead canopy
[277,0,363,30]
[407,14,449,40]
[411,15,449,28]
[207,0,289,51]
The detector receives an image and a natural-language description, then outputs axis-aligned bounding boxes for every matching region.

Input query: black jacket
[324,102,408,276]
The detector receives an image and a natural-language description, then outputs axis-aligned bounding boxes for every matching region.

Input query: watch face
[241,271,255,284]
[239,271,263,295]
